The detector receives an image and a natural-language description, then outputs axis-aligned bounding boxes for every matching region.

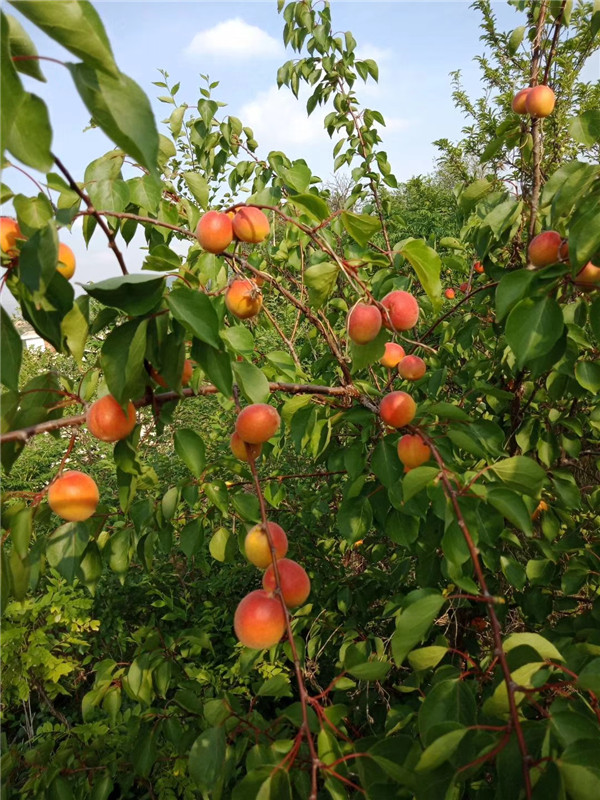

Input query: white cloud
[356,44,392,63]
[239,84,327,148]
[185,18,282,60]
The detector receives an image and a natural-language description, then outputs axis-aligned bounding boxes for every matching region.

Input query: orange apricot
[232,207,270,244]
[244,522,288,569]
[57,243,76,279]
[230,432,262,462]
[225,279,263,319]
[379,391,417,428]
[398,355,426,381]
[528,231,562,267]
[195,211,233,254]
[234,589,286,649]
[574,262,600,289]
[47,471,100,522]
[381,290,419,331]
[86,395,137,442]
[474,261,484,274]
[397,434,431,470]
[380,342,406,368]
[151,359,194,388]
[262,558,311,608]
[235,404,281,444]
[444,288,456,300]
[0,217,23,257]
[347,303,382,345]
[525,85,555,118]
[511,87,533,114]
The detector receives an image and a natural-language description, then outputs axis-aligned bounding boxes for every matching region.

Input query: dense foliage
[1,1,600,799]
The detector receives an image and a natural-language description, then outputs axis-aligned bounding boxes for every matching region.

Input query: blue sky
[2,2,596,314]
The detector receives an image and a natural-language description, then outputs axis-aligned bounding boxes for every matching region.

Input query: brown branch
[53,156,129,275]
[258,305,303,371]
[527,2,549,240]
[418,282,498,342]
[543,1,567,84]
[76,209,195,238]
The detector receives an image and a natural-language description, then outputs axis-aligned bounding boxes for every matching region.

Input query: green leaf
[407,646,448,671]
[489,456,546,497]
[568,197,600,271]
[7,91,53,173]
[577,659,600,695]
[11,0,119,76]
[505,297,564,368]
[6,13,45,81]
[459,179,493,213]
[209,527,235,562]
[189,727,226,791]
[304,262,339,308]
[503,632,564,662]
[85,274,164,316]
[337,495,372,544]
[398,239,442,309]
[182,172,209,209]
[495,270,535,322]
[371,438,404,488]
[100,319,148,405]
[166,287,220,348]
[416,727,467,772]
[485,487,532,536]
[0,306,22,391]
[287,193,330,221]
[349,328,386,371]
[128,174,161,214]
[483,662,545,717]
[569,110,600,146]
[67,62,158,176]
[347,661,391,681]
[61,299,88,364]
[391,593,445,666]
[257,674,293,698]
[575,361,600,393]
[340,211,381,247]
[233,361,270,404]
[46,522,89,584]
[191,340,233,397]
[403,466,439,501]
[507,25,525,54]
[174,429,206,478]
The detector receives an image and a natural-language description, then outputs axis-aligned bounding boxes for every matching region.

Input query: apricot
[379,391,417,428]
[195,211,233,254]
[225,279,263,319]
[474,261,484,274]
[244,522,288,569]
[0,217,23,257]
[574,262,600,289]
[263,558,311,608]
[230,432,262,462]
[86,395,137,442]
[347,302,382,345]
[381,290,419,331]
[525,85,555,118]
[444,288,455,300]
[232,207,270,244]
[235,404,281,444]
[151,359,194,388]
[398,355,426,381]
[57,243,76,279]
[47,470,100,522]
[397,434,431,470]
[511,87,532,114]
[459,282,468,293]
[380,342,406,368]
[234,589,286,649]
[528,231,562,267]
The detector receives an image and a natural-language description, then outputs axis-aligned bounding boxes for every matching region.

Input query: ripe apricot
[474,261,484,274]
[459,282,468,293]
[347,303,382,345]
[195,211,233,254]
[525,85,555,118]
[47,471,100,522]
[528,231,562,267]
[151,359,194,389]
[444,288,455,300]
[57,243,76,279]
[232,207,270,244]
[234,589,286,649]
[230,432,262,462]
[574,262,600,289]
[397,434,431,470]
[244,522,288,569]
[235,404,281,444]
[263,558,311,608]
[86,395,137,442]
[381,290,419,331]
[225,279,263,319]
[511,87,532,114]
[379,391,417,428]
[380,342,406,368]
[398,355,426,381]
[0,217,23,257]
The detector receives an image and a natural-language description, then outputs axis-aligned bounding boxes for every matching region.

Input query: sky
[2,1,597,314]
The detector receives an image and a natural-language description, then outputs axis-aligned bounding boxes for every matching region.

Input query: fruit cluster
[0,217,76,279]
[511,85,556,118]
[528,231,599,287]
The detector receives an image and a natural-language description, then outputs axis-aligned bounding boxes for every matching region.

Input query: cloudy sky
[2,1,596,313]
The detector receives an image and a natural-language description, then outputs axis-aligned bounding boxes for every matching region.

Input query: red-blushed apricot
[151,358,194,389]
[230,432,262,462]
[574,262,600,289]
[244,522,288,569]
[0,218,23,257]
[531,499,549,521]
[235,404,281,444]
[381,290,419,331]
[459,282,468,293]
[234,589,286,649]
[195,211,233,254]
[380,342,406,368]
[397,434,431,470]
[511,87,532,114]
[47,471,100,522]
[528,231,562,267]
[525,85,555,118]
[262,558,311,608]
[444,288,455,300]
[474,261,484,274]
[57,243,76,279]
[86,395,137,442]
[232,207,270,244]
[398,355,426,381]
[225,279,263,319]
[347,302,382,345]
[379,391,417,428]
